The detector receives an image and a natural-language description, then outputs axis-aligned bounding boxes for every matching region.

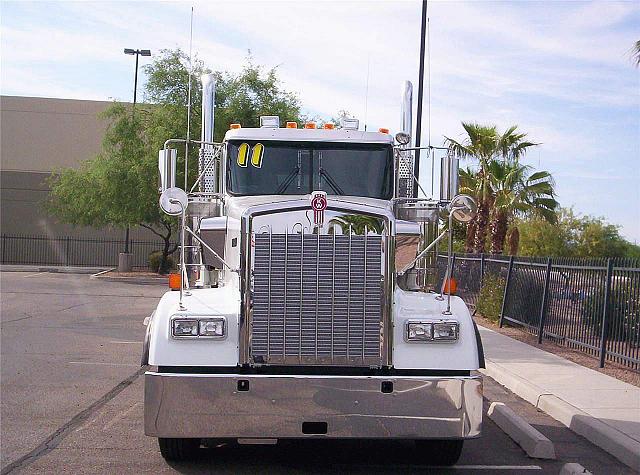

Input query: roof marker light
[323,123,335,130]
[304,122,316,129]
[286,121,298,129]
[341,118,359,130]
[259,115,280,128]
[230,123,241,129]
[379,127,390,134]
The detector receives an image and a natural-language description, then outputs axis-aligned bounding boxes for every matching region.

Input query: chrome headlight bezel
[171,315,227,339]
[405,319,459,343]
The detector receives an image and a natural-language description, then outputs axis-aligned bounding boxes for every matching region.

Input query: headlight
[433,321,459,341]
[407,322,433,341]
[406,320,459,342]
[172,319,199,337]
[171,316,226,339]
[199,318,225,337]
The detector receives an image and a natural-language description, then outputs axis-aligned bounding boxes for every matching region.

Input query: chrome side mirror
[159,187,188,216]
[440,155,459,201]
[158,149,177,193]
[449,194,477,223]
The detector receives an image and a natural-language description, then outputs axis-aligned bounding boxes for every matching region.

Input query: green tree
[47,104,179,272]
[444,123,538,253]
[48,49,302,272]
[487,160,557,255]
[517,208,638,258]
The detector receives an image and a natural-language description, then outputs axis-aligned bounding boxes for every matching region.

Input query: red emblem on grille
[310,191,328,226]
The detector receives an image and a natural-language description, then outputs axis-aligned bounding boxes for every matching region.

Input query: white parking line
[109,341,141,344]
[69,361,139,367]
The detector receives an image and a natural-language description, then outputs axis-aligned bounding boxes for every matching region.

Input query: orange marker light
[230,123,241,129]
[286,121,298,129]
[168,273,181,290]
[378,127,390,134]
[304,122,316,129]
[323,123,335,130]
[443,277,458,295]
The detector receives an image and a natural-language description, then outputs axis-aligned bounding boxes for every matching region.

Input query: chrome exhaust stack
[397,81,414,199]
[199,73,217,194]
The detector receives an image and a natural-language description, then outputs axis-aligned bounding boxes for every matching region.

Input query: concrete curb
[90,274,166,285]
[0,265,108,274]
[559,463,592,474]
[481,362,640,472]
[487,402,555,459]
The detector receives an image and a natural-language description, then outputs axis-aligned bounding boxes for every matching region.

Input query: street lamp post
[122,48,150,255]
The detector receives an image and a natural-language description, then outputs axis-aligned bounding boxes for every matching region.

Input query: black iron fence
[438,254,640,370]
[0,234,169,270]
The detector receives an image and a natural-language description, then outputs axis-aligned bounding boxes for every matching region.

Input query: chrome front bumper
[144,372,482,439]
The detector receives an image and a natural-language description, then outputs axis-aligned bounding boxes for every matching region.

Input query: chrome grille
[251,232,383,366]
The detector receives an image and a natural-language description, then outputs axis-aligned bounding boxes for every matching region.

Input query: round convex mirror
[159,187,188,216]
[449,194,477,223]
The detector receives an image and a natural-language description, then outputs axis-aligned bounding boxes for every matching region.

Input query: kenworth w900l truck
[142,74,484,466]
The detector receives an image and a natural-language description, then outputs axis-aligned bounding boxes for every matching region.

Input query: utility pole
[122,48,151,255]
[414,0,428,197]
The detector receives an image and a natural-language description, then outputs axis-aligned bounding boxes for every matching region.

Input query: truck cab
[143,78,483,466]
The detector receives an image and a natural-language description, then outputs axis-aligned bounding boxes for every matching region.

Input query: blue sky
[2,0,639,241]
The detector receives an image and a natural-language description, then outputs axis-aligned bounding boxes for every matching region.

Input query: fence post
[499,255,515,328]
[599,258,614,368]
[537,257,553,344]
[1,234,5,263]
[479,253,485,289]
[65,236,71,266]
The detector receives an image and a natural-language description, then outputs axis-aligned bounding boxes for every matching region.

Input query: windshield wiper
[275,166,301,194]
[319,168,345,195]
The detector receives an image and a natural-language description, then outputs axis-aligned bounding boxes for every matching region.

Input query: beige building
[1,96,158,266]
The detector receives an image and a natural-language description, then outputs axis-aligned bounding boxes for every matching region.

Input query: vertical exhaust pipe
[199,74,217,194]
[400,80,413,140]
[398,81,414,199]
[201,74,215,147]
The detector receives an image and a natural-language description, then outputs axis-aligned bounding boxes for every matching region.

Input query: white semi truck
[142,75,484,466]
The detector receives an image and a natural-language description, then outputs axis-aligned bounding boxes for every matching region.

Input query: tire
[415,439,464,466]
[158,438,200,461]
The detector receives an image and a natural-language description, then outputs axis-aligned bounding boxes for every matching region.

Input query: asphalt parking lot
[0,271,633,474]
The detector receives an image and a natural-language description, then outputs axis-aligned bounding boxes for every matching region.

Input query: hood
[225,195,393,221]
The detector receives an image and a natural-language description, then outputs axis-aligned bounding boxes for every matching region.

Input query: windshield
[227,140,393,199]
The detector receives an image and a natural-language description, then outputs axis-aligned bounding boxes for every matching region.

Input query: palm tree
[632,40,640,67]
[487,160,558,255]
[444,123,538,253]
[458,166,479,252]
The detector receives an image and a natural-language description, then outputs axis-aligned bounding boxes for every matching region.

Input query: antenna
[363,55,370,131]
[428,16,434,195]
[184,5,194,189]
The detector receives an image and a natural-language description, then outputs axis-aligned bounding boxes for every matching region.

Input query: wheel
[158,438,200,461]
[415,439,464,466]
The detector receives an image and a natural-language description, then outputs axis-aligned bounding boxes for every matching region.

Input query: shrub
[581,284,640,343]
[476,273,506,322]
[148,251,175,274]
[505,267,546,327]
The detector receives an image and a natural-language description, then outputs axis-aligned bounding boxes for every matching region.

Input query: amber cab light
[323,123,335,130]
[443,277,457,295]
[229,123,241,129]
[304,122,316,129]
[286,121,298,129]
[168,273,181,290]
[378,127,390,134]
